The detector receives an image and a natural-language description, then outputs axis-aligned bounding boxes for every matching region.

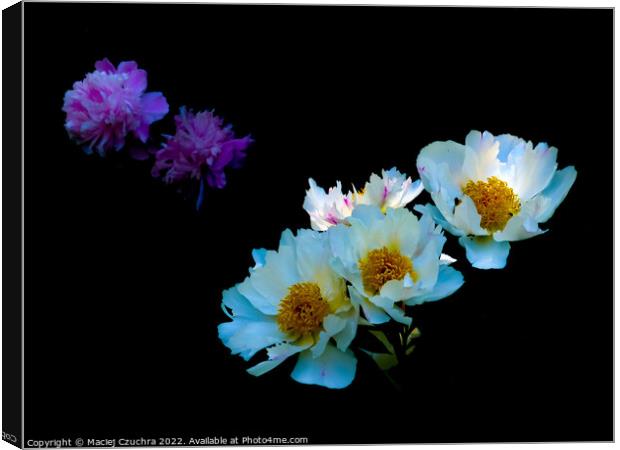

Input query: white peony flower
[218,228,359,389]
[303,167,423,231]
[327,205,464,326]
[303,179,355,231]
[416,130,577,269]
[355,167,424,212]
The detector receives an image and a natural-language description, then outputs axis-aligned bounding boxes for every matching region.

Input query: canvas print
[3,2,613,447]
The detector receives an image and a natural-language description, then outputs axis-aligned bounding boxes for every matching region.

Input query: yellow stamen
[276,282,330,336]
[359,247,417,296]
[462,176,521,233]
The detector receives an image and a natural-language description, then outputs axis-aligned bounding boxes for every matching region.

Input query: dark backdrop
[24,4,612,444]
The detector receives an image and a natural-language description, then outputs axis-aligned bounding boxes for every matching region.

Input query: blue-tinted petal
[458,235,510,269]
[534,166,577,223]
[291,345,357,389]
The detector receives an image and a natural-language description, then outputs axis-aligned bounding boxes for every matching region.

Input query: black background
[24,3,612,444]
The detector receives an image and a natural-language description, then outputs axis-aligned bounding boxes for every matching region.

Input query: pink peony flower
[152,107,252,190]
[63,58,169,155]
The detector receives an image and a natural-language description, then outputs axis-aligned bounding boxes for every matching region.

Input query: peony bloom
[152,107,252,192]
[416,130,577,269]
[303,168,423,231]
[63,58,169,155]
[327,205,464,326]
[355,167,424,212]
[303,179,355,231]
[218,229,359,389]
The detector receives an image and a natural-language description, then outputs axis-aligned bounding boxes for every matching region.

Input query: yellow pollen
[359,247,417,296]
[462,176,521,233]
[276,282,330,336]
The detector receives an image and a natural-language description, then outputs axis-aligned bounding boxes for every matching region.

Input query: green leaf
[406,326,421,346]
[362,349,399,371]
[369,330,396,355]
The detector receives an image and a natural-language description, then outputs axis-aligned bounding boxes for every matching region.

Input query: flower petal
[94,58,116,73]
[509,142,558,201]
[532,166,577,223]
[247,340,311,377]
[349,285,390,324]
[452,195,487,236]
[237,276,279,315]
[459,235,510,269]
[141,92,169,124]
[405,265,464,305]
[369,296,412,325]
[417,140,467,199]
[291,345,357,389]
[311,314,347,358]
[493,213,546,242]
[414,203,464,237]
[117,60,138,74]
[126,68,147,92]
[218,319,285,361]
[221,286,266,321]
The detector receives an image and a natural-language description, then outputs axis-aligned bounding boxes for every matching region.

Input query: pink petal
[126,69,147,92]
[117,61,138,74]
[134,123,150,143]
[141,92,169,123]
[94,58,115,73]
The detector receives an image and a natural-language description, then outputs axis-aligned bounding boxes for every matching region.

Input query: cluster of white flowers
[218,131,576,389]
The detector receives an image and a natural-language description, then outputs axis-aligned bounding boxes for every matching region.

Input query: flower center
[359,247,417,296]
[276,282,330,336]
[462,176,521,233]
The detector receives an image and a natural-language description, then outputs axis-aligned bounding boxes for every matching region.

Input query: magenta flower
[152,107,252,200]
[63,58,169,155]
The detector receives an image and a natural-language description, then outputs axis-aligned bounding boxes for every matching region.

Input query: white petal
[417,140,467,199]
[405,265,464,306]
[398,178,424,207]
[218,319,285,361]
[294,229,328,281]
[496,133,528,162]
[251,248,267,269]
[380,278,412,302]
[493,212,546,242]
[221,286,265,320]
[247,340,311,377]
[348,204,384,227]
[462,131,501,180]
[509,142,558,201]
[452,195,487,236]
[311,314,347,358]
[458,235,510,269]
[237,276,279,315]
[279,228,296,248]
[384,207,420,256]
[532,166,577,223]
[333,308,359,351]
[411,233,443,291]
[414,203,464,237]
[370,296,412,325]
[291,345,357,389]
[349,285,390,324]
[439,253,457,265]
[249,246,299,303]
[327,224,356,271]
